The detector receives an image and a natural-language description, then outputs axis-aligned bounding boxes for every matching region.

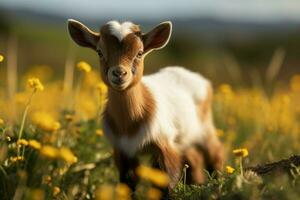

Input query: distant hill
[1,6,300,41]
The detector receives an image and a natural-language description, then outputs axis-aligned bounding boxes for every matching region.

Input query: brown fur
[156,139,183,188]
[98,28,145,89]
[104,83,156,137]
[184,147,206,184]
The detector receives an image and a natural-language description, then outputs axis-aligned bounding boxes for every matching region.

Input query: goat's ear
[142,21,172,54]
[67,19,100,50]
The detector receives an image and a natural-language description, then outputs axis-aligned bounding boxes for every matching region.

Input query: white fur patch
[103,66,214,157]
[106,21,135,41]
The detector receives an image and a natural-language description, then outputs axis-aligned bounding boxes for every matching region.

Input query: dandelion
[27,78,44,91]
[290,74,300,92]
[216,129,224,137]
[96,82,108,122]
[6,136,11,142]
[53,186,61,196]
[233,148,249,158]
[31,112,61,132]
[136,165,169,187]
[77,61,91,73]
[96,82,108,94]
[219,84,232,94]
[40,145,59,159]
[31,189,45,200]
[226,166,235,174]
[28,140,42,150]
[64,114,74,122]
[0,118,4,126]
[0,54,4,62]
[17,139,29,146]
[233,148,249,177]
[96,129,104,136]
[115,183,131,200]
[147,188,162,200]
[95,185,114,200]
[59,147,78,164]
[10,156,24,162]
[42,175,52,184]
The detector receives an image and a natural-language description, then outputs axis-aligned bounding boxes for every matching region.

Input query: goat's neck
[105,82,155,135]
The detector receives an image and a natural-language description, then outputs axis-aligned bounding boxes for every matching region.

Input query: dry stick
[246,155,300,175]
[7,34,18,123]
[265,48,286,85]
[223,53,243,85]
[63,46,75,110]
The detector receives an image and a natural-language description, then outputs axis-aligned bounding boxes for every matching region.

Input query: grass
[0,25,300,199]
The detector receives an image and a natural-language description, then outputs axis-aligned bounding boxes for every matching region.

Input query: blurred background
[1,1,300,199]
[1,0,300,87]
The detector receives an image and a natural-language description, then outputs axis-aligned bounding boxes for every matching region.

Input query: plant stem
[96,90,103,125]
[183,165,188,194]
[17,89,36,156]
[73,73,83,110]
[240,157,243,177]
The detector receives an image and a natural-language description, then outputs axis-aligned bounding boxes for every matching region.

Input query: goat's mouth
[109,78,130,91]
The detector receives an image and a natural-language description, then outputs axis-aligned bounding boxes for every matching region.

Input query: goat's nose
[112,68,127,78]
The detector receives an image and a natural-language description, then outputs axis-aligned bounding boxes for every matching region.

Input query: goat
[68,19,224,194]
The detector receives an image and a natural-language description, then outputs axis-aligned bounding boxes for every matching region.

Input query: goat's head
[68,20,172,91]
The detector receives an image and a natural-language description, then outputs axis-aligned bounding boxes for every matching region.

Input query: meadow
[0,20,300,200]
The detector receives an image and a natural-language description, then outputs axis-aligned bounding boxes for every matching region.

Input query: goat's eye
[97,49,104,58]
[136,51,143,59]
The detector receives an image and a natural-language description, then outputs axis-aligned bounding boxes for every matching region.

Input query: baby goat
[68,19,224,191]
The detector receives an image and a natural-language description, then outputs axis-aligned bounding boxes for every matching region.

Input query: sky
[1,0,300,22]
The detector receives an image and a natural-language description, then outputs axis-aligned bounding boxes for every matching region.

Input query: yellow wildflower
[10,156,24,162]
[17,139,29,146]
[40,145,59,159]
[115,183,131,200]
[95,185,114,200]
[216,129,224,137]
[0,54,4,62]
[53,186,61,196]
[27,78,44,91]
[42,175,52,184]
[31,189,45,200]
[31,112,61,132]
[96,82,108,94]
[290,74,300,92]
[226,166,235,174]
[233,148,249,158]
[59,147,78,164]
[136,165,169,187]
[28,140,42,150]
[96,129,104,136]
[6,136,11,142]
[147,188,162,200]
[77,61,91,73]
[64,114,74,122]
[0,118,4,126]
[219,84,233,94]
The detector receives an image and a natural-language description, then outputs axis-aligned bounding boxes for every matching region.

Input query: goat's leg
[184,146,206,184]
[114,148,139,191]
[154,140,182,200]
[205,133,224,173]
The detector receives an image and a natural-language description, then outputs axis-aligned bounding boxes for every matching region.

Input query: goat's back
[143,66,212,149]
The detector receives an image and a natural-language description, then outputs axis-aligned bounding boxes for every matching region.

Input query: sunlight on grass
[0,51,300,199]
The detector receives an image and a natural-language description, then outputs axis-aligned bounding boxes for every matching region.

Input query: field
[0,19,300,200]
